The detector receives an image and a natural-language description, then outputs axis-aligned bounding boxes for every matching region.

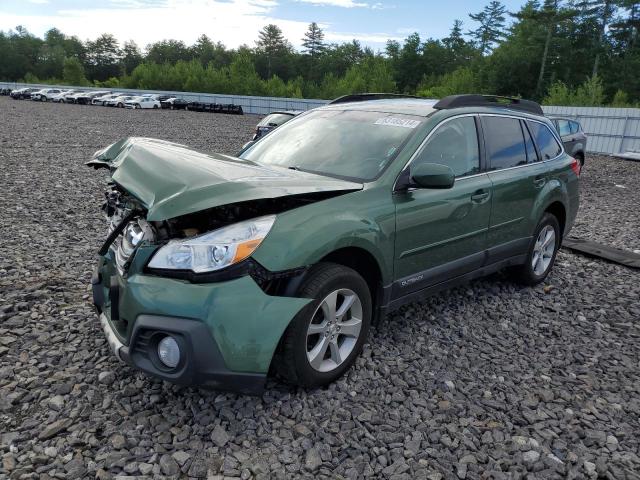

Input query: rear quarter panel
[536,154,580,236]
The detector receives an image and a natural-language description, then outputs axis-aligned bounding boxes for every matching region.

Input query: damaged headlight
[148,215,276,273]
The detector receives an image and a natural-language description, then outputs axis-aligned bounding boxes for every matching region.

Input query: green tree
[302,22,326,80]
[62,56,88,85]
[121,40,142,75]
[146,39,191,64]
[302,22,326,57]
[574,0,620,76]
[85,33,121,81]
[255,24,291,78]
[468,1,509,54]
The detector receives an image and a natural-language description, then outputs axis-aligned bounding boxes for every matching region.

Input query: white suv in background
[31,88,62,102]
[124,96,161,109]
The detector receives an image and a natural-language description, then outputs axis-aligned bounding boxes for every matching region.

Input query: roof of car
[321,94,546,119]
[321,98,439,117]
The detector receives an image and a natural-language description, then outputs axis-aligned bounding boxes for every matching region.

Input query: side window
[557,120,571,136]
[521,120,539,163]
[528,121,562,160]
[570,121,580,134]
[483,116,527,170]
[413,116,480,178]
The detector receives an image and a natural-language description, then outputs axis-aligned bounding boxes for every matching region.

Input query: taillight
[570,158,581,176]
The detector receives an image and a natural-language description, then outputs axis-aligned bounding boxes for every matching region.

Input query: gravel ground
[1,96,639,480]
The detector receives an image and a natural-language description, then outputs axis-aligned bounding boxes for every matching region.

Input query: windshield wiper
[288,166,301,171]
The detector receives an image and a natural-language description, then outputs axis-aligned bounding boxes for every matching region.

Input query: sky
[0,0,527,51]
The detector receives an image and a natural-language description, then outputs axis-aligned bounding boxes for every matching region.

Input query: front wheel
[41,96,47,102]
[509,213,560,286]
[274,263,372,388]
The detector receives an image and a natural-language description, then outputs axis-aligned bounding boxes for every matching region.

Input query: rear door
[482,115,548,262]
[393,115,492,296]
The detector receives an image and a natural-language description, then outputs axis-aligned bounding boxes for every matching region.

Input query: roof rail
[328,93,422,105]
[433,94,544,116]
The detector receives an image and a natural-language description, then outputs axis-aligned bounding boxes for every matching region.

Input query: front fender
[253,188,395,285]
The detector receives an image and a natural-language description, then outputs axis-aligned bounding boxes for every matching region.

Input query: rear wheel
[575,152,585,166]
[41,96,47,102]
[275,263,372,388]
[153,104,158,109]
[509,213,560,286]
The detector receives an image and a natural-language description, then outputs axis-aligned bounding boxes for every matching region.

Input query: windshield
[240,109,423,181]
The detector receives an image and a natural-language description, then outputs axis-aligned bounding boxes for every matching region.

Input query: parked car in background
[61,90,87,104]
[88,94,580,392]
[106,95,135,108]
[160,97,189,110]
[30,88,63,102]
[0,87,12,96]
[125,96,161,109]
[51,90,75,102]
[550,117,587,166]
[76,91,110,105]
[10,87,38,99]
[252,110,302,140]
[92,93,122,106]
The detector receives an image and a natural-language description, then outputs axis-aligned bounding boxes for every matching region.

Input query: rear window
[528,121,562,160]
[482,116,527,170]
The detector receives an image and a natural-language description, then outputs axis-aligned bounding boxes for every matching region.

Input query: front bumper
[97,310,267,394]
[92,254,310,393]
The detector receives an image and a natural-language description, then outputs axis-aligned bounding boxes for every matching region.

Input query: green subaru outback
[89,94,580,393]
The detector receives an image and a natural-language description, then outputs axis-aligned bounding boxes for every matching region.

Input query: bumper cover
[92,255,310,393]
[98,310,266,394]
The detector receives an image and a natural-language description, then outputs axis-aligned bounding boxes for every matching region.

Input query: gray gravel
[1,96,640,480]
[571,155,640,251]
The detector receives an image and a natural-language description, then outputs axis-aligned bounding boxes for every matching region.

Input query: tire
[575,152,585,167]
[117,102,123,108]
[153,105,158,109]
[509,213,561,286]
[275,263,372,388]
[41,96,47,102]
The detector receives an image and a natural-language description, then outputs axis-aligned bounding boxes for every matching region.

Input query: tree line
[1,0,638,106]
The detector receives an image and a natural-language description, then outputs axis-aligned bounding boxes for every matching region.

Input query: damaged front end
[89,137,362,392]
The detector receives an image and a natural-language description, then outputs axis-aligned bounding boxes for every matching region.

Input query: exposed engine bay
[101,183,347,276]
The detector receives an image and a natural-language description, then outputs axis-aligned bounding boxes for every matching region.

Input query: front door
[393,115,492,297]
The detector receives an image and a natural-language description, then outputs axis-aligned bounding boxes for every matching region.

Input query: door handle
[533,176,546,188]
[471,190,490,203]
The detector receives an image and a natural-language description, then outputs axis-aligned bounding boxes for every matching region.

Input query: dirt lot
[1,96,639,480]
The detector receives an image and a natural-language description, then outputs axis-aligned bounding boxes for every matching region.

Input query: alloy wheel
[532,225,556,275]
[306,288,363,372]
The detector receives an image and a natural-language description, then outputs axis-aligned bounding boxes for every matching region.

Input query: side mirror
[411,163,455,189]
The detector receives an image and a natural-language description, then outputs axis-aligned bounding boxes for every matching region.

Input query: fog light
[157,336,180,368]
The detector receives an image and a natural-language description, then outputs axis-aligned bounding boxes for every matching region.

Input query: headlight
[148,215,276,273]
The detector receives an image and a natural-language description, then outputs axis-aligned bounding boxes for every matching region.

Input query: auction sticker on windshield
[374,117,421,128]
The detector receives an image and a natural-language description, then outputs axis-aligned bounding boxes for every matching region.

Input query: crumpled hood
[87,137,363,221]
